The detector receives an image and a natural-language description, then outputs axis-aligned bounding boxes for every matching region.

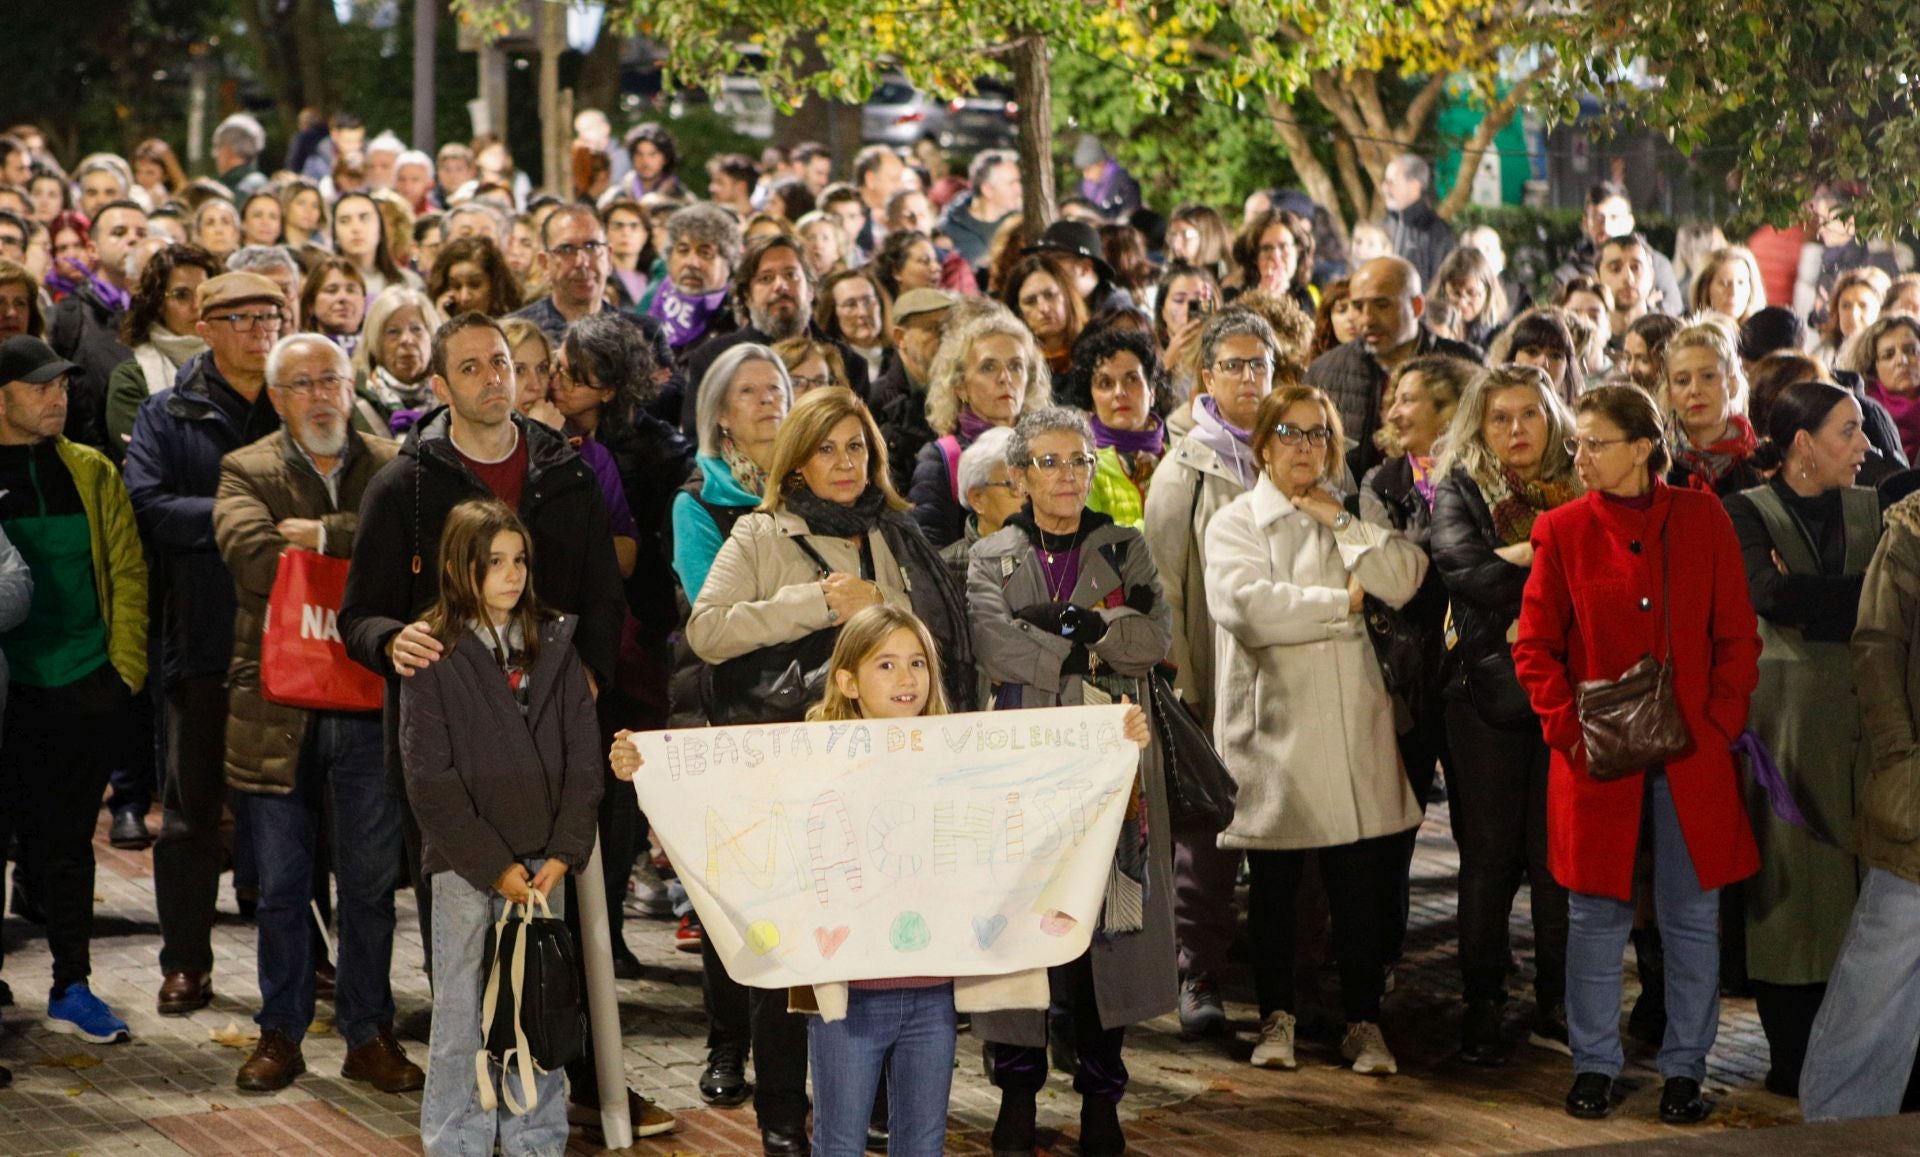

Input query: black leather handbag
[699,536,848,726]
[478,893,585,1115]
[1147,665,1237,828]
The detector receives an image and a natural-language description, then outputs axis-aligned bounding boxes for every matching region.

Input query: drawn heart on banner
[972,914,1008,948]
[1038,910,1078,937]
[813,926,851,958]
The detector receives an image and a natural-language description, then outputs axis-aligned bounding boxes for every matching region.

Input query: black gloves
[1013,600,1110,645]
[1060,644,1092,677]
[1124,584,1156,614]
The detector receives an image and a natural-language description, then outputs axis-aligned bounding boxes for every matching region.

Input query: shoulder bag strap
[474,902,514,1112]
[497,898,541,1116]
[790,534,834,578]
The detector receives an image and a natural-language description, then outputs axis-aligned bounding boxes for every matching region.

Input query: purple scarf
[956,406,996,445]
[1188,395,1257,488]
[47,268,130,314]
[1081,160,1121,207]
[648,278,729,349]
[1091,414,1166,458]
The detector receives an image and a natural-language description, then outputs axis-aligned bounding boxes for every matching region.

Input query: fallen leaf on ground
[210,1022,259,1049]
[307,1019,333,1035]
[36,1054,100,1069]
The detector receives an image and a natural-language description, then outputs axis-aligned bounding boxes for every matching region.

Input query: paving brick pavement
[0,802,1851,1154]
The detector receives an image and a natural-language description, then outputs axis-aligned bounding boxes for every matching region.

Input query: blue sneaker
[47,984,131,1044]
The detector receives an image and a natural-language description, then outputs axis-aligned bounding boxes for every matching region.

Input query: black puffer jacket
[1430,465,1535,707]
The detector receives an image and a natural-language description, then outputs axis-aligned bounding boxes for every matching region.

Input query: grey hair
[212,114,267,161]
[1389,152,1432,190]
[695,342,792,458]
[955,425,1017,511]
[396,149,433,175]
[1006,406,1094,469]
[354,286,442,377]
[74,153,132,194]
[1197,308,1279,375]
[365,132,405,160]
[226,245,300,277]
[925,309,1053,436]
[266,333,351,390]
[666,203,745,270]
[445,201,509,246]
[1434,363,1580,490]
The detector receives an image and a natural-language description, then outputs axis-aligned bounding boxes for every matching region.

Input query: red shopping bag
[260,548,386,712]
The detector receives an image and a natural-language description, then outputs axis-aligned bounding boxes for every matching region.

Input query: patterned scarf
[1477,465,1578,546]
[1671,413,1758,491]
[721,438,768,497]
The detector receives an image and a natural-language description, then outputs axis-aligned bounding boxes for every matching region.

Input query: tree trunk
[295,0,333,117]
[575,18,624,120]
[251,0,304,142]
[411,0,437,152]
[1435,71,1544,221]
[538,1,567,194]
[1010,33,1055,243]
[1263,92,1348,238]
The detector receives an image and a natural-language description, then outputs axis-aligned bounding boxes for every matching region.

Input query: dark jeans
[238,713,401,1049]
[155,673,230,976]
[1248,833,1402,1023]
[1386,702,1450,964]
[1754,980,1825,1096]
[701,931,752,1055]
[106,680,157,817]
[749,986,811,1128]
[989,951,1129,1103]
[1444,699,1569,1008]
[0,669,127,995]
[1172,818,1240,979]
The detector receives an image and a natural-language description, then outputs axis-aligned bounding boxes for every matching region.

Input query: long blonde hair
[1435,364,1579,489]
[760,386,906,512]
[805,605,950,722]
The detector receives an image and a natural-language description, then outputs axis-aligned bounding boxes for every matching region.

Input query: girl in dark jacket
[402,499,604,1157]
[1429,365,1579,1064]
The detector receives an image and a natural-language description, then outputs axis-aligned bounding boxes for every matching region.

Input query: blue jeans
[1565,772,1722,1081]
[809,984,956,1156]
[240,713,400,1048]
[422,864,570,1157]
[1801,868,1920,1119]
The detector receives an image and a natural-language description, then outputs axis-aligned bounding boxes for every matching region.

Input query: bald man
[1305,256,1479,477]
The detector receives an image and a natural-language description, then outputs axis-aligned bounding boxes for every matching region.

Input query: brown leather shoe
[156,971,212,1015]
[236,1029,305,1092]
[341,1023,424,1093]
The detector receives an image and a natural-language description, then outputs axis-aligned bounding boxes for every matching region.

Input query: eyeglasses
[207,311,286,332]
[790,374,835,391]
[834,296,880,314]
[1027,453,1097,475]
[1211,356,1272,378]
[1271,424,1332,446]
[547,240,608,263]
[272,372,351,397]
[163,287,197,303]
[1564,436,1630,455]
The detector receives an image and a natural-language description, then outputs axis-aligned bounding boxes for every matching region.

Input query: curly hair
[121,243,221,347]
[1229,288,1315,365]
[925,310,1054,436]
[426,235,523,317]
[563,310,659,426]
[1066,324,1163,417]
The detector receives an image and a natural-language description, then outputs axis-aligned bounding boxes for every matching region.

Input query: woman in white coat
[1204,383,1428,1077]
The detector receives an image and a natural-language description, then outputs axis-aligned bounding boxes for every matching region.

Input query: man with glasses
[681,233,869,434]
[211,333,421,1094]
[125,272,289,1019]
[1306,256,1479,479]
[508,203,685,424]
[0,210,28,266]
[0,335,147,1048]
[48,198,148,451]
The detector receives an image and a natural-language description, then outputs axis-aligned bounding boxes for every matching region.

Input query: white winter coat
[1203,474,1427,851]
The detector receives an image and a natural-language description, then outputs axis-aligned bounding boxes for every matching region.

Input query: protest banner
[629,705,1138,989]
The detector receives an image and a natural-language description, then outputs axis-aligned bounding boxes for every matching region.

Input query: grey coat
[966,516,1177,1039]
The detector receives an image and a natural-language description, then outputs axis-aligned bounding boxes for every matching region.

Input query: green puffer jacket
[57,439,148,693]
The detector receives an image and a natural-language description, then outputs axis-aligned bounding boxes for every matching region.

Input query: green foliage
[1535,0,1920,233]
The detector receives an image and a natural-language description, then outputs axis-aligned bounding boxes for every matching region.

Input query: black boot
[1459,998,1509,1066]
[1079,1096,1125,1156]
[991,1088,1037,1157]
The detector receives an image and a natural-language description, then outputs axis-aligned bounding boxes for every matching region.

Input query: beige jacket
[1140,432,1248,724]
[686,509,913,664]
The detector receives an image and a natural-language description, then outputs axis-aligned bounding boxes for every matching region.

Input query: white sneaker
[1342,1021,1397,1075]
[1250,1011,1298,1070]
[625,859,672,919]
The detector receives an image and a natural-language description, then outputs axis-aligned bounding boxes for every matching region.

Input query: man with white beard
[211,334,420,1093]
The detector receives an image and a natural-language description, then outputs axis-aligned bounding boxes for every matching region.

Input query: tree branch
[1401,72,1451,148]
[1263,91,1348,236]
[1335,135,1371,222]
[1436,65,1546,221]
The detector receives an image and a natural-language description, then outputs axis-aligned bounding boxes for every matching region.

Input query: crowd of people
[2,101,1920,1156]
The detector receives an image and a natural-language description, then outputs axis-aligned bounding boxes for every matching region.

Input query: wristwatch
[1332,511,1353,531]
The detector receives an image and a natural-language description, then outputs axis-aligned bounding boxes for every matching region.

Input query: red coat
[1513,482,1762,901]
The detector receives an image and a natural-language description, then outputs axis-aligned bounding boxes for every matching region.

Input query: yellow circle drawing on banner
[746,921,782,955]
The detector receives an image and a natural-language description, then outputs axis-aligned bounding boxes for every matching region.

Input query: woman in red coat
[1513,385,1761,1127]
